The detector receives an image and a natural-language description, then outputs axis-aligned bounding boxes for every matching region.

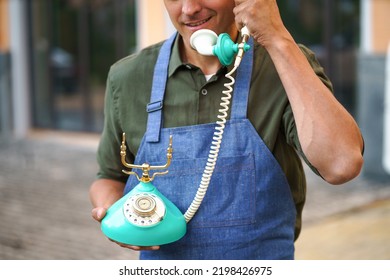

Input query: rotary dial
[123,193,166,227]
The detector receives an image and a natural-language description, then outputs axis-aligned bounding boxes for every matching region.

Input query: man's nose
[182,0,202,16]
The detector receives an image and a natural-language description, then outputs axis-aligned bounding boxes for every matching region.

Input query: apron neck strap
[145,33,177,143]
[230,37,254,120]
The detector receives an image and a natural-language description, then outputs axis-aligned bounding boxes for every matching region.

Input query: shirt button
[201,89,208,96]
[185,64,192,69]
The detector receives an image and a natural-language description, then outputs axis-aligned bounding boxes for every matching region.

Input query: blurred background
[0,0,389,260]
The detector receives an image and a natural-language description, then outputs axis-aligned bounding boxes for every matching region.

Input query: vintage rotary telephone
[101,28,251,246]
[100,134,187,246]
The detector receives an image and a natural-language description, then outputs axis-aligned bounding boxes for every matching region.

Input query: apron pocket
[152,153,256,228]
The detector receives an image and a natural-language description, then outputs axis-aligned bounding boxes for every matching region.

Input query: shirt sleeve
[96,68,133,183]
[283,44,334,177]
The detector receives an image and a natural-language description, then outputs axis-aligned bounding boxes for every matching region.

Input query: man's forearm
[265,34,364,184]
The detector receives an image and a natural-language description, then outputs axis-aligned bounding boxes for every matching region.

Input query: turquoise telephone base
[101,181,187,246]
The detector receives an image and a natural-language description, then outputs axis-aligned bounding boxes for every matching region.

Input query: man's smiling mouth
[185,17,211,27]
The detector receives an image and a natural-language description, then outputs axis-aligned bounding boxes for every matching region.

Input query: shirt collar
[168,34,186,77]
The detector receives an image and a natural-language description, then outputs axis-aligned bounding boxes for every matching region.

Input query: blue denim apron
[124,33,296,260]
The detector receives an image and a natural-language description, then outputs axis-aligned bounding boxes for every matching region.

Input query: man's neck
[179,35,222,75]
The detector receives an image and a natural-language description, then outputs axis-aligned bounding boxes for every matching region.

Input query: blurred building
[0,0,174,136]
[0,0,389,180]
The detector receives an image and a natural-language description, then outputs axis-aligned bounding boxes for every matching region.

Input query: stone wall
[357,53,390,181]
[0,52,12,135]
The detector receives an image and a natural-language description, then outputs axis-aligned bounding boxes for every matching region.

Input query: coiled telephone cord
[184,65,239,223]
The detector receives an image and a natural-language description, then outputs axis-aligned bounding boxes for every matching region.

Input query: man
[89,0,363,259]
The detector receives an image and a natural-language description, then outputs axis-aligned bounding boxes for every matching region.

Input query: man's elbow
[321,153,364,185]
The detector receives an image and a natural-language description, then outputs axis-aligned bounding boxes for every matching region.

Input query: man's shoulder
[108,41,165,81]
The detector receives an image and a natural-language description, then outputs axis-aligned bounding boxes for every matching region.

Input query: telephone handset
[100,28,251,246]
[190,26,251,66]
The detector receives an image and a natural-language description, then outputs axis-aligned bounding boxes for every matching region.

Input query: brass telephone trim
[120,133,173,182]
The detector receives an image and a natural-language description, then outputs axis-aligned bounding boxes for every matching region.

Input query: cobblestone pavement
[0,131,389,260]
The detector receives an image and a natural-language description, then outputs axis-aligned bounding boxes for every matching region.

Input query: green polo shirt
[96,35,333,239]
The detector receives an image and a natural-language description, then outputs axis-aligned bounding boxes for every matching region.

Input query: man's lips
[185,17,211,27]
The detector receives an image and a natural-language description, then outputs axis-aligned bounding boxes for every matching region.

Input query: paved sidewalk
[0,131,389,260]
[296,159,390,259]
